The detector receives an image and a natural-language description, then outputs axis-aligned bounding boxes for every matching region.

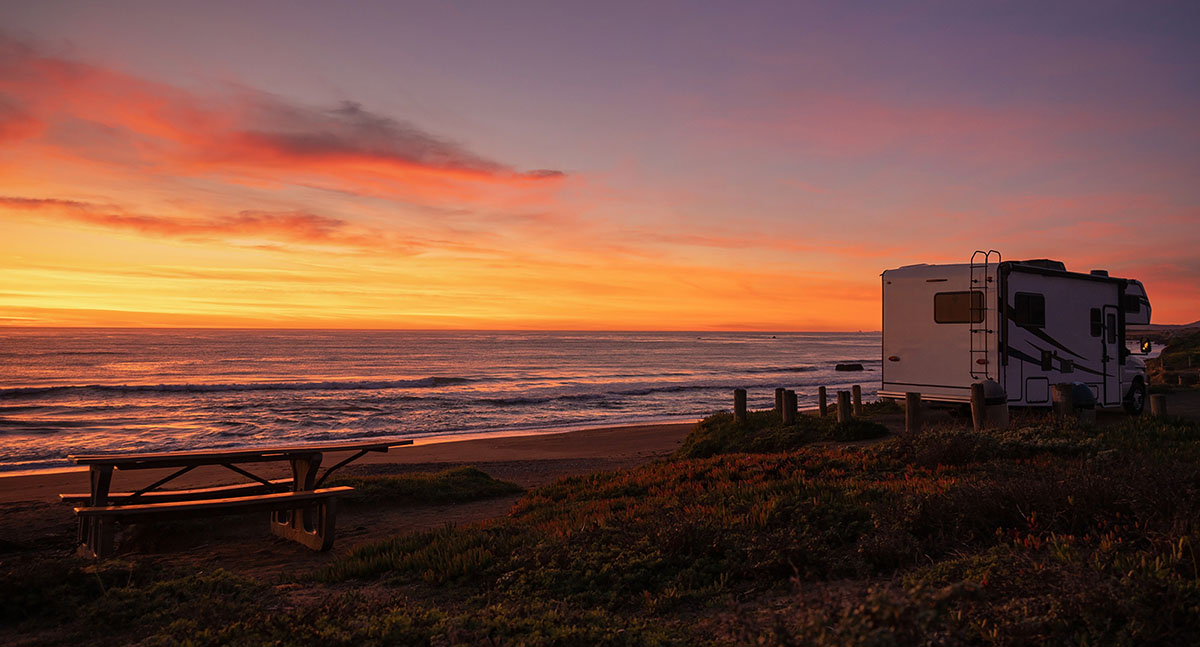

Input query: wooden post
[783,390,797,425]
[818,386,828,416]
[775,387,785,413]
[1051,383,1074,419]
[905,392,922,434]
[734,389,747,423]
[1150,394,1167,418]
[837,391,851,424]
[852,384,862,417]
[970,382,985,431]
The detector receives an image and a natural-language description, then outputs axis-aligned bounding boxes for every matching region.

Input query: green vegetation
[675,408,889,458]
[7,415,1200,646]
[1160,329,1200,373]
[1161,328,1200,356]
[329,466,524,505]
[0,559,269,644]
[1148,328,1200,388]
[859,398,904,416]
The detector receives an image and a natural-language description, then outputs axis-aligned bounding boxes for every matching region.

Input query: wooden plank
[60,478,294,505]
[70,439,408,463]
[74,486,354,520]
[68,439,413,467]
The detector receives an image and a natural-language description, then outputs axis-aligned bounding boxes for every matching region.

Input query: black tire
[1124,377,1146,416]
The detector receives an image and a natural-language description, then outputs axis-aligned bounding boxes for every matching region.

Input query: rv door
[1101,304,1121,405]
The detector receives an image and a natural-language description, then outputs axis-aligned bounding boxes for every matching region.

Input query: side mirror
[1140,338,1152,354]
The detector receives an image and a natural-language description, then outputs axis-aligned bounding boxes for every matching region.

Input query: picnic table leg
[292,453,321,490]
[270,453,334,550]
[79,465,114,558]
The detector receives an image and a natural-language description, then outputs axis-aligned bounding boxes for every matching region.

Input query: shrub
[317,523,514,585]
[676,410,888,458]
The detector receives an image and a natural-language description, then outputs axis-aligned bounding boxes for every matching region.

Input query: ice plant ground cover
[5,409,1200,646]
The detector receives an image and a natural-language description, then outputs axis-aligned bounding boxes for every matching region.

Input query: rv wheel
[1124,378,1146,416]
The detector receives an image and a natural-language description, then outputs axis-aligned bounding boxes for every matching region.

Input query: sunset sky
[1,1,1197,330]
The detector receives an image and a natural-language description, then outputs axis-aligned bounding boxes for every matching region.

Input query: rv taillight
[976,358,988,365]
[887,355,899,362]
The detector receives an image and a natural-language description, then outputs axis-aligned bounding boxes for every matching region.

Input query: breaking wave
[0,377,473,399]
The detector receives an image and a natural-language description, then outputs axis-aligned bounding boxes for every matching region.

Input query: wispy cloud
[0,195,426,254]
[235,100,563,179]
[0,37,565,205]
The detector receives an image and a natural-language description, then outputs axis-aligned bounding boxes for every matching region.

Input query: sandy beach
[0,422,697,572]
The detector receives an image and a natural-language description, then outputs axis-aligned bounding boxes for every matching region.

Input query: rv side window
[1123,294,1141,313]
[1090,308,1102,337]
[1107,313,1117,344]
[1013,293,1046,328]
[933,291,984,324]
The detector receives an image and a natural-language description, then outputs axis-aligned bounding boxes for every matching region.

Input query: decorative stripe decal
[1010,345,1104,377]
[1004,304,1087,359]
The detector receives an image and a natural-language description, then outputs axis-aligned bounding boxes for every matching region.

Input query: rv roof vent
[1090,269,1109,277]
[1016,259,1066,271]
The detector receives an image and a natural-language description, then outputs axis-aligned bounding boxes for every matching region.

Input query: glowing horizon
[2,3,1197,330]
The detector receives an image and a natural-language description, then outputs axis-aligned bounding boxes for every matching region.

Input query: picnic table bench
[65,439,412,558]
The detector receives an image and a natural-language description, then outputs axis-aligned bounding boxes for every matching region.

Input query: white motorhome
[880,251,1152,413]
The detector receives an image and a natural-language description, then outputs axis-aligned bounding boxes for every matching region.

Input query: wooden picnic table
[65,439,413,557]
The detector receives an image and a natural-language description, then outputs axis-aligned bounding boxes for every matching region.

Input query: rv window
[1090,308,1102,337]
[934,291,984,324]
[1013,293,1046,328]
[1123,294,1141,313]
[1107,313,1117,344]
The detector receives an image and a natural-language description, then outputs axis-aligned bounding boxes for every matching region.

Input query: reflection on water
[0,329,881,472]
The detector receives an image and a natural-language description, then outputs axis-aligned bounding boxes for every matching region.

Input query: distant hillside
[1146,327,1200,387]
[1129,319,1200,333]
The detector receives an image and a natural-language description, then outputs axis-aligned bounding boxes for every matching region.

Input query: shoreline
[0,414,703,479]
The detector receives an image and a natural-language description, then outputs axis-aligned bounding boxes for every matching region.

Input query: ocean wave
[742,366,817,374]
[0,377,474,399]
[477,381,808,407]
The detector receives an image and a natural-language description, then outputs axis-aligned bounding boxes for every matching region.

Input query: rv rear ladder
[969,250,1000,381]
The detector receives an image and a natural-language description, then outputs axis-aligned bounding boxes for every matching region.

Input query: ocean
[0,329,881,473]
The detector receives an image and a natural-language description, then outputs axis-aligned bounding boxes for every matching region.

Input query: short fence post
[775,387,785,413]
[905,392,922,434]
[970,382,986,431]
[783,390,797,425]
[852,385,862,417]
[734,389,747,423]
[1052,384,1075,419]
[1150,394,1167,418]
[837,391,851,424]
[818,386,828,416]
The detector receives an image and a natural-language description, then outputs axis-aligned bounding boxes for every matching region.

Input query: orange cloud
[0,38,565,208]
[0,195,435,256]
